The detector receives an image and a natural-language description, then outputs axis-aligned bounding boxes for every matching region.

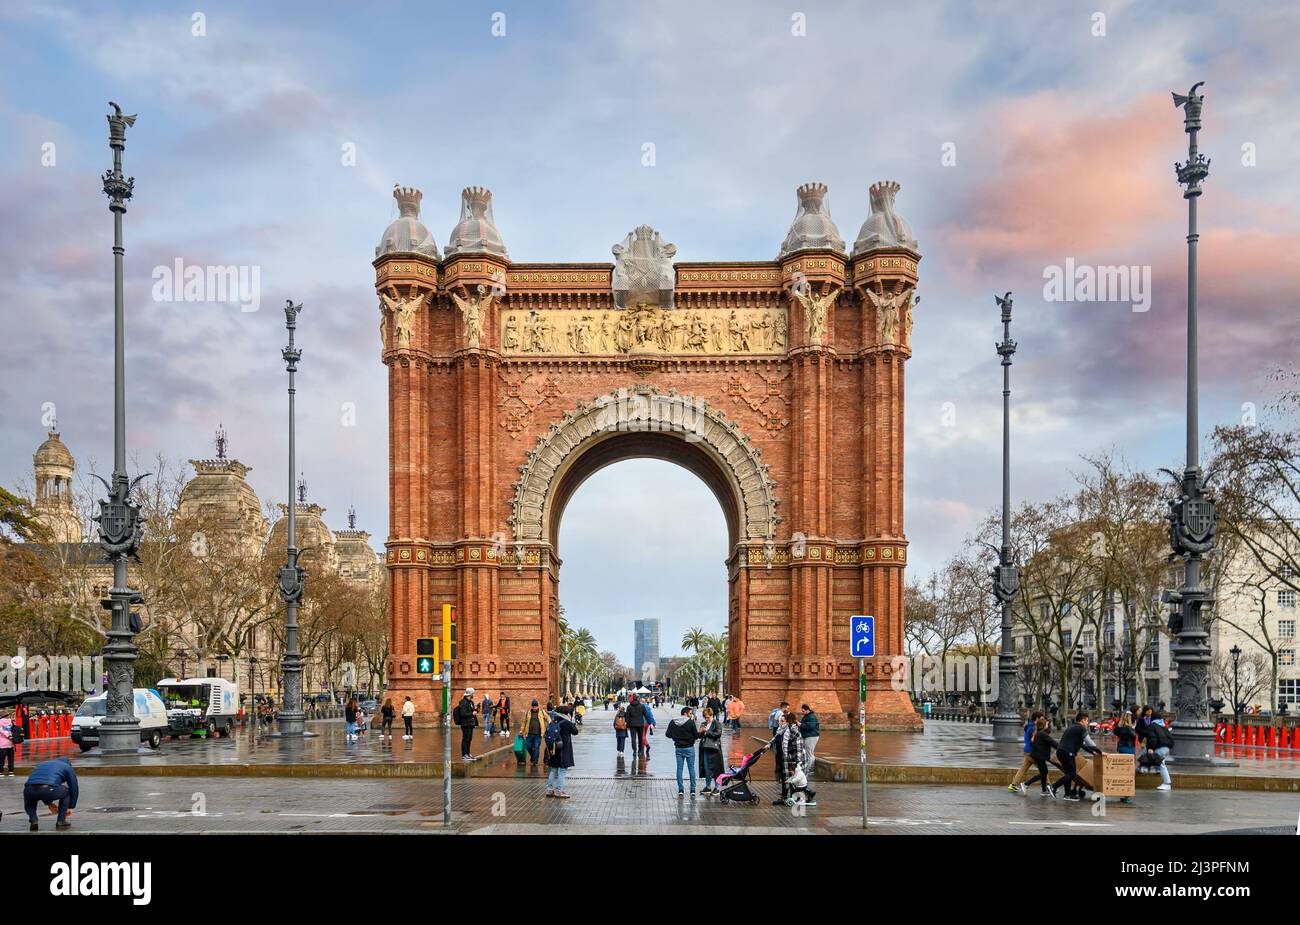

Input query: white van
[155,677,240,738]
[70,689,169,751]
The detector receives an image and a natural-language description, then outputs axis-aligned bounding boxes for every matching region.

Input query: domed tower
[177,426,268,556]
[32,431,82,544]
[334,506,383,588]
[445,186,508,259]
[778,182,846,259]
[376,185,440,259]
[266,476,338,573]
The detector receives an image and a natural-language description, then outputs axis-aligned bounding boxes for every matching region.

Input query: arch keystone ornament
[378,182,923,730]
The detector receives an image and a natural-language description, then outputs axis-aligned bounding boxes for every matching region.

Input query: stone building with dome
[22,429,386,698]
[31,431,84,545]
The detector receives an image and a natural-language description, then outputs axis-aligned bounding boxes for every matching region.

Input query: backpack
[544,717,565,759]
[614,714,627,731]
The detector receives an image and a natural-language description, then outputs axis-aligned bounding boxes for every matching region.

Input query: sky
[1,1,1297,666]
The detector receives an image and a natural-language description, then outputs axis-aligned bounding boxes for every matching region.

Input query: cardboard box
[1075,751,1135,797]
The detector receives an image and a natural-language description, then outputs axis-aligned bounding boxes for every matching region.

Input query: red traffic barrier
[1214,722,1227,742]
[61,714,72,736]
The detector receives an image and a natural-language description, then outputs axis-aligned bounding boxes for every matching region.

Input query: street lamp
[94,103,146,756]
[1229,644,1242,723]
[275,300,308,737]
[1165,81,1217,759]
[990,292,1022,742]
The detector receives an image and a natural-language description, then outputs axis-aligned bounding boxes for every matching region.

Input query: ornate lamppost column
[276,300,307,737]
[1165,82,1217,759]
[95,103,145,755]
[990,292,1022,742]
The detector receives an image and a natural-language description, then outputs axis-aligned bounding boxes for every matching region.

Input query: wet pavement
[1,772,1294,835]
[12,717,514,769]
[11,708,1297,782]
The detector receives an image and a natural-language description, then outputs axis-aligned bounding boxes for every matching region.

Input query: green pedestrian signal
[416,637,439,674]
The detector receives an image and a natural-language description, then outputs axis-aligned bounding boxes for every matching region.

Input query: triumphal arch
[377,180,921,728]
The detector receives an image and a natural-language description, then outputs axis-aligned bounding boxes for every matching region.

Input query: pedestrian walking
[497,692,512,737]
[1114,713,1137,804]
[481,692,495,737]
[1022,717,1059,797]
[543,704,579,798]
[521,699,547,768]
[728,695,744,730]
[454,688,479,760]
[643,698,656,757]
[697,706,723,794]
[0,709,16,775]
[345,697,359,741]
[625,694,648,758]
[798,704,820,772]
[23,756,78,831]
[1050,712,1102,801]
[1008,710,1045,793]
[380,698,395,741]
[401,696,415,739]
[614,706,629,755]
[665,706,700,798]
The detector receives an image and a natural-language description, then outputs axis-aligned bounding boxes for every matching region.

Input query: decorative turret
[335,505,383,586]
[445,186,509,259]
[176,427,267,550]
[32,430,81,544]
[852,181,918,254]
[376,185,439,259]
[267,478,337,572]
[778,182,846,258]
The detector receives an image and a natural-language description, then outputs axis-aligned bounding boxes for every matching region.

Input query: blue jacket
[27,757,79,808]
[1023,721,1034,754]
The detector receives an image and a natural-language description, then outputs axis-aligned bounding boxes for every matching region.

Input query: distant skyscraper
[633,619,660,681]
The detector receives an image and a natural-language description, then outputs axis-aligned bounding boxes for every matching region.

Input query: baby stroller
[355,710,369,737]
[717,744,768,804]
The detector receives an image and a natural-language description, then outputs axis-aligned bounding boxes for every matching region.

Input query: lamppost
[1229,644,1242,723]
[1164,81,1218,759]
[94,103,146,756]
[990,292,1022,742]
[275,300,308,737]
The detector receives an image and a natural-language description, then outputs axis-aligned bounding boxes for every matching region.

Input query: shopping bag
[512,733,526,754]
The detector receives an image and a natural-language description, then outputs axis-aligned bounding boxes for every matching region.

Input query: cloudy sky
[1,1,1297,665]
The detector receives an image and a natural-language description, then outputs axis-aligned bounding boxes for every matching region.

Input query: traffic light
[441,603,457,661]
[415,637,439,675]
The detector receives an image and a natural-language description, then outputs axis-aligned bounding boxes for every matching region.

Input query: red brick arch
[379,214,922,730]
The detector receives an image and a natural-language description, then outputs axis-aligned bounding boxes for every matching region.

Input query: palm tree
[681,626,709,655]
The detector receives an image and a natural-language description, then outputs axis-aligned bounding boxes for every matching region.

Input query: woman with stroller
[776,710,816,806]
[698,706,723,794]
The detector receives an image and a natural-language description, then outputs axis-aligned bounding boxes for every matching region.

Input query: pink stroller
[717,744,769,804]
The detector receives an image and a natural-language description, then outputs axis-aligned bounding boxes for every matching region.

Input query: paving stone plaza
[3,707,1295,835]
